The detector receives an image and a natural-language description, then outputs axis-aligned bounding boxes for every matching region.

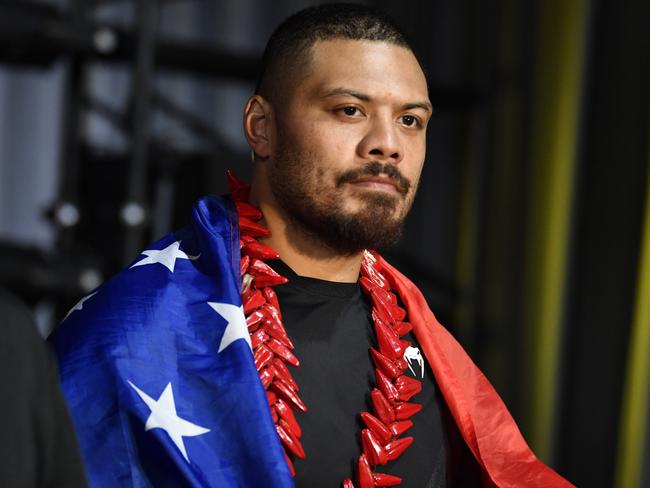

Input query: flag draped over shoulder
[379,257,574,488]
[52,193,572,488]
[50,196,293,488]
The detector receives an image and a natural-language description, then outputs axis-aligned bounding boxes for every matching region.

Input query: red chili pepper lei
[253,344,273,371]
[266,390,277,405]
[279,417,305,455]
[262,287,282,317]
[361,428,389,466]
[243,288,265,315]
[357,454,375,488]
[371,388,395,425]
[360,412,392,445]
[393,402,423,420]
[254,274,289,288]
[240,254,250,276]
[273,357,299,391]
[232,179,424,487]
[391,305,407,322]
[373,472,402,487]
[375,368,400,403]
[239,217,271,238]
[242,241,280,260]
[259,366,275,388]
[361,259,389,290]
[359,276,376,295]
[389,420,413,437]
[276,422,306,459]
[385,437,414,461]
[267,338,300,367]
[393,321,413,336]
[270,380,307,413]
[248,258,279,277]
[374,320,403,361]
[250,329,269,348]
[226,169,251,200]
[246,309,265,331]
[395,375,423,401]
[276,398,302,438]
[370,348,402,379]
[262,317,294,349]
[235,200,263,221]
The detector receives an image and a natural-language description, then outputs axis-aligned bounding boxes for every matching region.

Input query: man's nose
[357,117,403,164]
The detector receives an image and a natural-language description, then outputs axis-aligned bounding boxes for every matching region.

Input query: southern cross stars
[131,241,199,273]
[208,302,252,353]
[126,303,248,464]
[128,381,210,463]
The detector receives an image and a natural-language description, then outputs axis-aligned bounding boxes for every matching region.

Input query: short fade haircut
[255,3,420,104]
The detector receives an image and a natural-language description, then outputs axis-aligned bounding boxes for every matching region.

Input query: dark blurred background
[0,0,648,486]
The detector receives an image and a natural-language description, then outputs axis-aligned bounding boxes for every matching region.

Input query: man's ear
[243,95,273,160]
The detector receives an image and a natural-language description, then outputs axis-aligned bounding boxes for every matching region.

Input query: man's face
[268,39,431,253]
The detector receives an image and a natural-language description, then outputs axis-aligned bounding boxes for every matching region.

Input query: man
[51,4,573,487]
[0,288,87,487]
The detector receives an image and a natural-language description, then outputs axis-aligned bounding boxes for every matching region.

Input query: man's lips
[349,177,402,193]
[336,162,411,195]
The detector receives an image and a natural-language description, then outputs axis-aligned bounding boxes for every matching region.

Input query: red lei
[229,171,423,488]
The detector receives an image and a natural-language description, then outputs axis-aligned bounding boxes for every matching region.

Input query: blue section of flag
[50,196,294,488]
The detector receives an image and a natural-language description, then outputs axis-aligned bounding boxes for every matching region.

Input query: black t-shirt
[271,261,448,487]
[0,290,88,488]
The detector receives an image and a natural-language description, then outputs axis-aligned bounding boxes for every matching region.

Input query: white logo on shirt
[404,346,424,378]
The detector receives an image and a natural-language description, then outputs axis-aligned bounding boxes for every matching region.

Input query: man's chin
[288,202,406,254]
[343,191,402,214]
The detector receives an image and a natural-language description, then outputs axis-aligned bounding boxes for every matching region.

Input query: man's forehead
[300,39,429,104]
[307,38,424,76]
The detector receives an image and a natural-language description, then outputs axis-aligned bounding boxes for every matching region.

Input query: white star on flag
[128,381,210,463]
[130,241,199,273]
[208,302,251,353]
[63,291,98,321]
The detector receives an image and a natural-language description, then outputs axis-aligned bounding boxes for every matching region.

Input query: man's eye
[401,115,418,127]
[342,106,359,116]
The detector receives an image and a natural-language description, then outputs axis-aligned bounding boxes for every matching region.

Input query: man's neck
[249,176,363,284]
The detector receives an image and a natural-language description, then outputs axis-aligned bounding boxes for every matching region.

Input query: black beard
[269,140,412,255]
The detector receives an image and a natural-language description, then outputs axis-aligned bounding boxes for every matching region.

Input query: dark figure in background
[0,289,87,487]
[51,4,572,488]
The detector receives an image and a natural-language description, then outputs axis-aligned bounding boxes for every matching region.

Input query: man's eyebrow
[320,87,433,113]
[320,87,371,101]
[403,101,434,113]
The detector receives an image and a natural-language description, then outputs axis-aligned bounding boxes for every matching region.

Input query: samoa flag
[49,196,293,488]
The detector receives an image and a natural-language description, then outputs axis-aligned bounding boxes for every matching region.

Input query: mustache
[336,162,411,195]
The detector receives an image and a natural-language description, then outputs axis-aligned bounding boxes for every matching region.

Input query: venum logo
[403,346,424,378]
